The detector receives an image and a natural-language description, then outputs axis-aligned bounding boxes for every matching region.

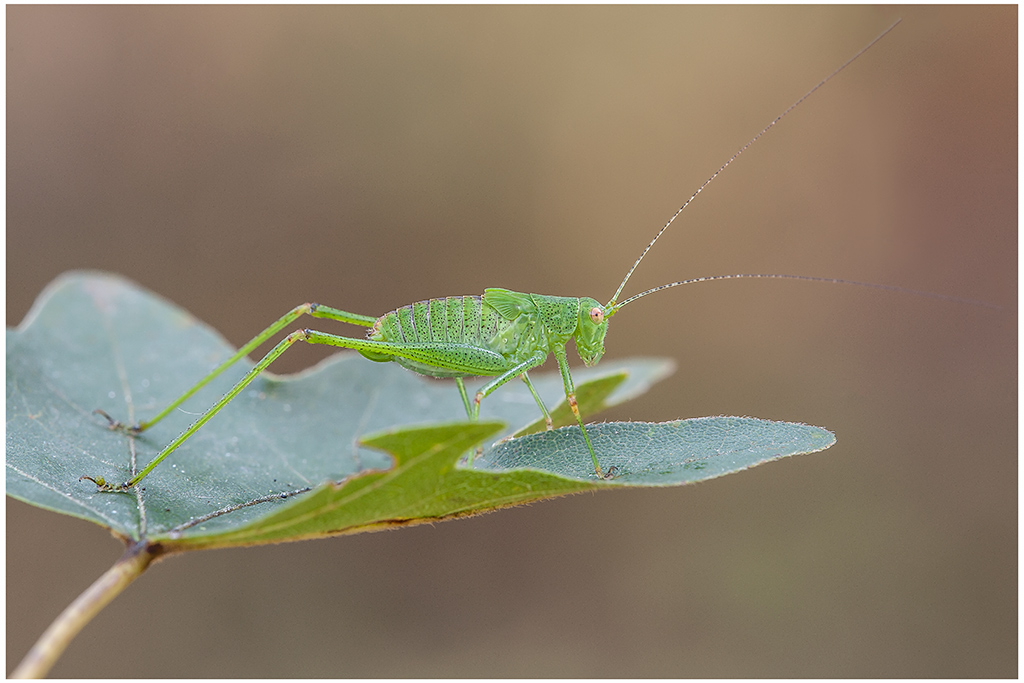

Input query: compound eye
[589,307,604,324]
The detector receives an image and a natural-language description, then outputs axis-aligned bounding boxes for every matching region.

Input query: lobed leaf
[6,272,834,550]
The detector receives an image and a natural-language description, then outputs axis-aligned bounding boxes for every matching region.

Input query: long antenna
[605,19,902,313]
[611,273,1001,311]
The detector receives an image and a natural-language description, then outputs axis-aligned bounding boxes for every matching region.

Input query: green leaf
[6,272,835,551]
[486,417,836,485]
[167,416,834,550]
[160,421,590,550]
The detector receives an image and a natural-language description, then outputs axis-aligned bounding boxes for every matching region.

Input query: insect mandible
[86,21,917,490]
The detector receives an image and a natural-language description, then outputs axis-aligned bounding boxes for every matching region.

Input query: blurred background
[7,6,1015,677]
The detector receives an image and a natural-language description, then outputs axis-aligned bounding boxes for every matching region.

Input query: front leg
[552,345,605,478]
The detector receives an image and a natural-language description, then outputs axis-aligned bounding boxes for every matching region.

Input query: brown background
[7,6,1015,677]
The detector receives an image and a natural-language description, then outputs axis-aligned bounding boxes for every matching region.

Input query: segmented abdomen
[369,295,504,346]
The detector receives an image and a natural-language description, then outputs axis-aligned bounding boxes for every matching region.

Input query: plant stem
[11,541,159,679]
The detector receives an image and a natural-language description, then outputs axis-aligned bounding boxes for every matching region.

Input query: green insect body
[84,22,903,492]
[335,289,610,475]
[366,291,606,376]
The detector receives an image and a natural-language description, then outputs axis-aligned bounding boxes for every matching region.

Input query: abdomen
[367,296,509,378]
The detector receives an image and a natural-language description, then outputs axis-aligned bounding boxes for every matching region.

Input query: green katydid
[86,20,947,491]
